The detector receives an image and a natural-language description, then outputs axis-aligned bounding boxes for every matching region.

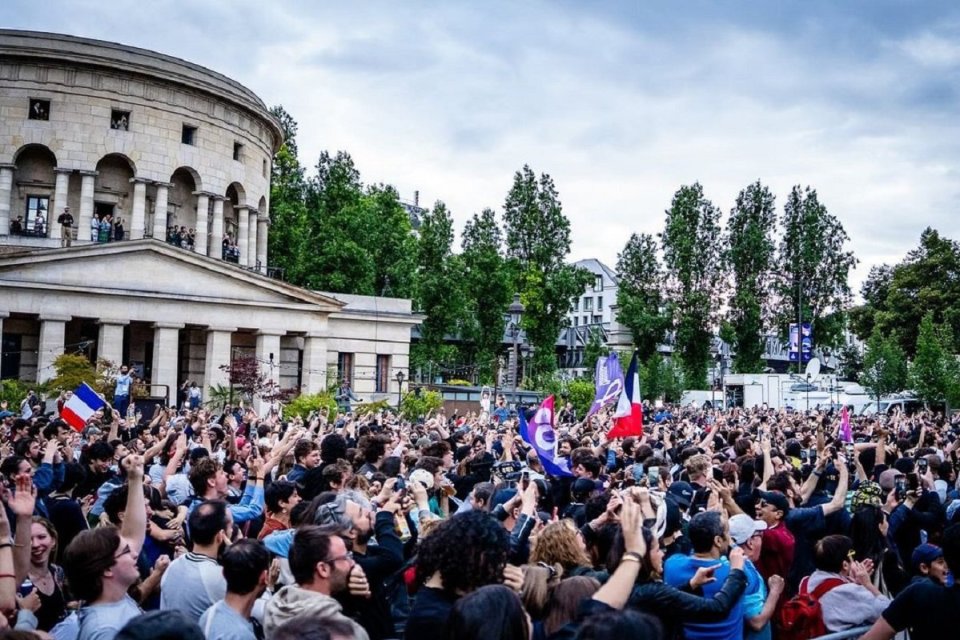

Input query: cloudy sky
[6,1,960,290]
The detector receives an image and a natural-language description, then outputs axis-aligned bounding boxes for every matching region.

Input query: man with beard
[313,488,404,640]
[159,500,233,622]
[264,525,371,640]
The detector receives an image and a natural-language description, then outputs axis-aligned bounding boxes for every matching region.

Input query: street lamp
[508,293,525,408]
[395,370,405,408]
[806,372,812,412]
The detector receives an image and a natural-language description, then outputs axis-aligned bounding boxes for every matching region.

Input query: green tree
[364,184,418,298]
[775,186,857,357]
[835,342,864,383]
[873,229,960,356]
[615,233,670,360]
[266,106,308,284]
[661,183,725,389]
[910,312,958,408]
[725,181,777,373]
[503,165,591,379]
[413,201,464,368]
[860,328,908,407]
[461,208,511,383]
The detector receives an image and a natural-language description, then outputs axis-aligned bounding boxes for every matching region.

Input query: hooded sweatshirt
[263,585,369,640]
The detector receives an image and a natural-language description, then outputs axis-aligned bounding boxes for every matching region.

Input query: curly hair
[530,521,591,572]
[415,510,509,594]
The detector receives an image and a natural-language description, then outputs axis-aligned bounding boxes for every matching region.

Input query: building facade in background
[0,30,420,407]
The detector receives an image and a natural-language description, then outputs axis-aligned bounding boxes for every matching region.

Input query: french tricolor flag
[608,352,643,439]
[60,383,106,432]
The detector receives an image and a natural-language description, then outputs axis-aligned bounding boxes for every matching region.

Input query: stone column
[52,169,71,233]
[97,320,127,367]
[257,218,269,273]
[204,326,235,395]
[129,178,148,240]
[301,334,328,394]
[194,192,210,255]
[0,312,8,369]
[78,171,97,242]
[248,210,258,270]
[151,323,183,407]
[0,165,13,235]
[237,206,250,267]
[152,182,170,240]
[38,315,71,384]
[255,330,283,414]
[209,197,225,259]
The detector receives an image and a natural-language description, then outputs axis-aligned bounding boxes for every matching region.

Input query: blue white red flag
[586,353,625,418]
[60,382,106,432]
[519,395,573,477]
[608,352,643,438]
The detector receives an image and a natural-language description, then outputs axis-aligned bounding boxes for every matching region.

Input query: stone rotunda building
[0,30,420,408]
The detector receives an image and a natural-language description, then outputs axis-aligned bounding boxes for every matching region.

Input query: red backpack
[777,576,845,640]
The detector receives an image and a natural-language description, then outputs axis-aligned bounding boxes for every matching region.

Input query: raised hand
[10,473,36,518]
[122,454,144,480]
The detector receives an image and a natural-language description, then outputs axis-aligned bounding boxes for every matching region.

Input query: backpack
[777,576,845,640]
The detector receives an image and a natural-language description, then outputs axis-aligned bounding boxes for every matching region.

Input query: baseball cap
[911,543,943,572]
[758,490,791,515]
[667,481,695,509]
[729,514,767,545]
[879,469,903,492]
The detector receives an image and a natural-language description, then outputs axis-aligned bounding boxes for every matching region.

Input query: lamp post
[395,370,405,409]
[508,293,525,409]
[806,372,812,412]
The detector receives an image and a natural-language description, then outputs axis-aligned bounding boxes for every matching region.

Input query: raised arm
[120,455,146,555]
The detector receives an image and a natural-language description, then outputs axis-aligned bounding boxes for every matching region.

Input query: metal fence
[813,626,872,640]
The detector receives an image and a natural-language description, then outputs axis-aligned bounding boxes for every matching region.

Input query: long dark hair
[606,525,658,583]
[443,585,529,640]
[850,506,887,565]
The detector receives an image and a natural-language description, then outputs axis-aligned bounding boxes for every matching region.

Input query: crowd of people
[0,378,957,640]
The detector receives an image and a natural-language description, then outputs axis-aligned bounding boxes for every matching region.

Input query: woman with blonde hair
[530,520,605,579]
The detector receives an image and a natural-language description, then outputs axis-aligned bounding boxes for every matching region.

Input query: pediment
[0,240,344,311]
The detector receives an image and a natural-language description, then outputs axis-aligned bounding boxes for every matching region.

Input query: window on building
[23,195,49,234]
[573,316,579,327]
[28,99,50,121]
[582,315,588,326]
[593,315,602,324]
[598,295,603,309]
[337,352,355,386]
[181,124,197,145]
[375,354,391,393]
[262,158,268,178]
[233,142,243,161]
[110,109,130,131]
[595,275,603,291]
[572,297,579,312]
[584,297,594,312]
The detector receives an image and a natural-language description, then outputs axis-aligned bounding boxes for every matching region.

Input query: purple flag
[519,396,573,477]
[840,406,851,443]
[586,353,625,418]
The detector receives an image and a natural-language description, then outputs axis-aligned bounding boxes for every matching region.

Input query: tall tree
[775,186,857,357]
[725,181,777,373]
[413,201,463,369]
[661,183,725,389]
[860,327,908,406]
[461,208,511,382]
[874,228,960,356]
[363,184,417,298]
[910,312,959,408]
[615,233,670,361]
[503,165,591,379]
[267,106,308,284]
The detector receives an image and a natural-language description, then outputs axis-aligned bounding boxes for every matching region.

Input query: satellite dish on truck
[804,357,821,380]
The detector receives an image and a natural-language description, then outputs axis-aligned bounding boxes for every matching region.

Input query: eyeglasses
[114,544,132,560]
[325,551,354,565]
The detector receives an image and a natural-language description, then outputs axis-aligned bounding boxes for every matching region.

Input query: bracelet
[0,543,10,549]
[812,469,823,476]
[0,573,14,579]
[622,551,643,563]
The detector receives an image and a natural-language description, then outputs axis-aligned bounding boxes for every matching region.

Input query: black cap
[758,490,791,515]
[668,481,695,508]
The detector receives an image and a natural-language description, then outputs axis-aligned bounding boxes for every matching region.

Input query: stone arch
[93,154,136,231]
[258,195,267,219]
[9,144,58,234]
[168,167,199,233]
[223,183,245,243]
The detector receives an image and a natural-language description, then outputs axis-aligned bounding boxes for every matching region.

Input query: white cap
[729,513,767,545]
